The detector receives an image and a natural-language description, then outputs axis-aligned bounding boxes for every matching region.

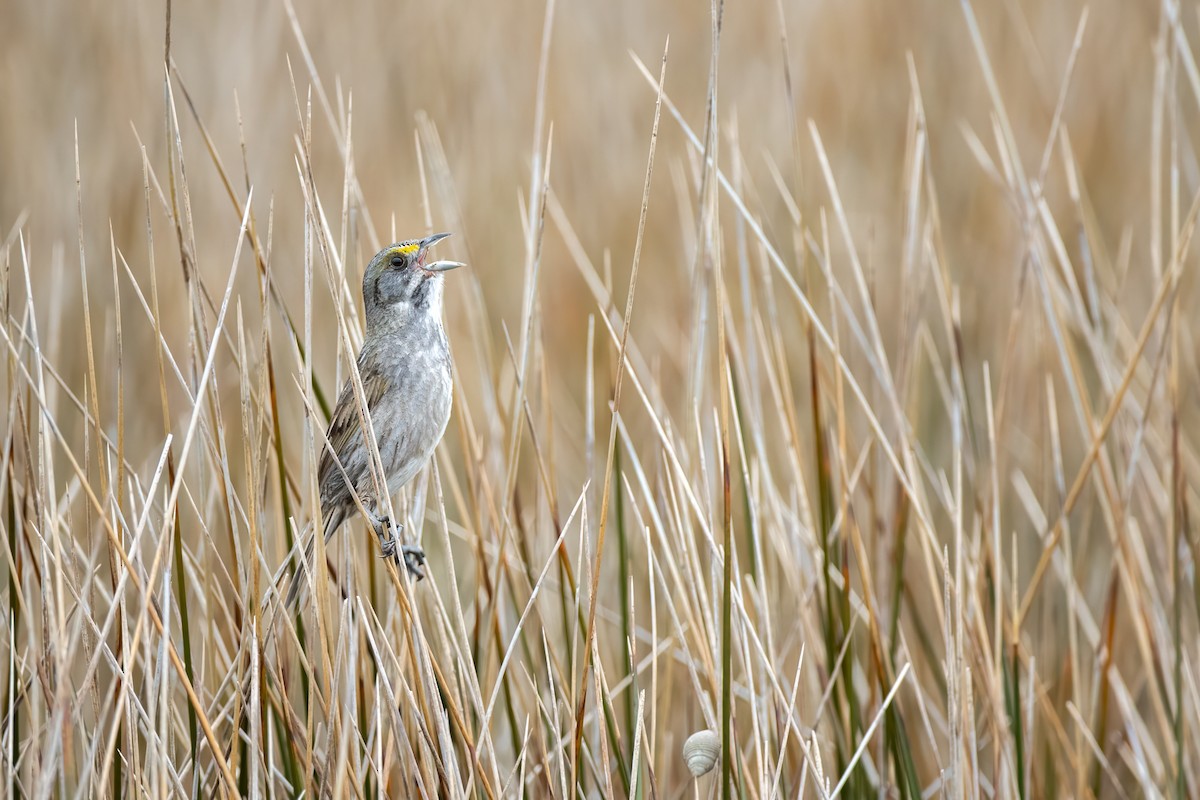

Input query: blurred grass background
[2,0,1162,389]
[2,0,1197,796]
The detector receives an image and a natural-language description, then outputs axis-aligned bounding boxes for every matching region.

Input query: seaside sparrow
[285,233,463,610]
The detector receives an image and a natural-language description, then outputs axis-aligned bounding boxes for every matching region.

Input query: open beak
[420,232,453,249]
[418,232,465,273]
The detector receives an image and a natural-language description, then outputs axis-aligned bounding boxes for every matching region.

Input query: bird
[284,232,463,610]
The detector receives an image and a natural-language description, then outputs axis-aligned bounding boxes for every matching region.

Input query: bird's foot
[375,517,425,581]
[401,544,427,581]
[367,510,394,539]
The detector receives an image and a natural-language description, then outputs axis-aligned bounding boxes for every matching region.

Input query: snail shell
[682,729,720,777]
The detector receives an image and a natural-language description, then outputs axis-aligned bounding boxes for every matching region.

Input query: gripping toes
[379,532,398,561]
[369,512,393,538]
[374,518,425,582]
[402,544,426,581]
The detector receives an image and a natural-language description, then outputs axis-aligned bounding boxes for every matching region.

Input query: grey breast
[368,324,453,498]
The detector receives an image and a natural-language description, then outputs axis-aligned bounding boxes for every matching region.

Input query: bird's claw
[402,544,427,581]
[376,519,425,581]
[379,531,398,560]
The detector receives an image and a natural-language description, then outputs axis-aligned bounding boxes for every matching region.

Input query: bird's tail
[281,507,344,613]
[281,533,316,613]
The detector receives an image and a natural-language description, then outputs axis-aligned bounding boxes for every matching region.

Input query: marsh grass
[2,0,1199,796]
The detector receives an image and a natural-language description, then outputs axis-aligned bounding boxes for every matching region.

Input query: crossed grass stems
[3,0,1200,797]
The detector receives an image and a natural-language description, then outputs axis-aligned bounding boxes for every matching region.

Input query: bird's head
[362,232,463,323]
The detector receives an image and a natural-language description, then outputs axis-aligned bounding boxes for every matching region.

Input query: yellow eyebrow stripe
[393,243,419,256]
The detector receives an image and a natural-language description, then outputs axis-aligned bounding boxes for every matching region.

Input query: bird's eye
[390,255,404,268]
